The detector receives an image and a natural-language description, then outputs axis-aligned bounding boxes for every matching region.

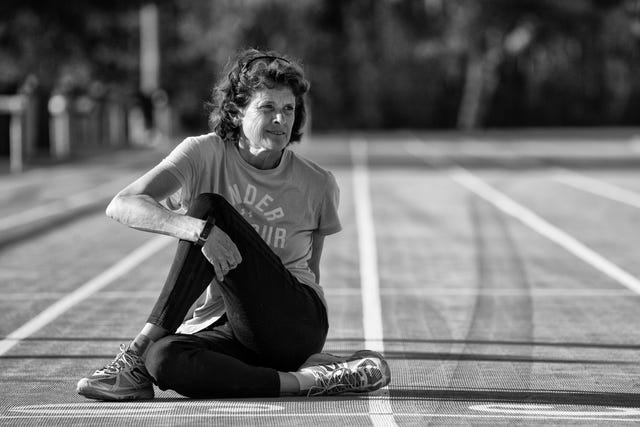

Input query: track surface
[1,130,640,426]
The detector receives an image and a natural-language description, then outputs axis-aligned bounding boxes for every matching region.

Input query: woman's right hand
[201,226,243,282]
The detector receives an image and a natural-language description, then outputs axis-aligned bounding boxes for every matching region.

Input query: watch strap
[196,215,215,246]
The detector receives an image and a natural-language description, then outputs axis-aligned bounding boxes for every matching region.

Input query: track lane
[2,134,640,425]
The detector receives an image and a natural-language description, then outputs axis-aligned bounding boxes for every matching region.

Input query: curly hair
[208,48,310,145]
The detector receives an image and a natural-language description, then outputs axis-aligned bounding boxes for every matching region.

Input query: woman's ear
[231,112,243,126]
[226,102,243,126]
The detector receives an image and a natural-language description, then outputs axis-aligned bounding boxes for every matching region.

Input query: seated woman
[76,48,391,400]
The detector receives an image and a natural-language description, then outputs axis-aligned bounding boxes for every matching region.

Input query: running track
[1,130,640,426]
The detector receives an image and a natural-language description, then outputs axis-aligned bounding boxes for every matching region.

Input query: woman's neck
[236,140,283,170]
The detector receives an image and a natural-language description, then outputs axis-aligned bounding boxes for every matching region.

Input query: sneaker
[299,350,391,396]
[299,352,350,369]
[76,344,154,401]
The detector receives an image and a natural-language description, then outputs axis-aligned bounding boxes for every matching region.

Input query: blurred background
[1,0,640,171]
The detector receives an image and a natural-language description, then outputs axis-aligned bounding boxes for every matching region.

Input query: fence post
[74,94,95,152]
[48,94,71,160]
[9,99,24,173]
[105,91,128,147]
[0,95,26,173]
[152,89,171,142]
[19,75,39,159]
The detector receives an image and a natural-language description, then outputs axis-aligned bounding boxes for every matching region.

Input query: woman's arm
[308,232,325,284]
[106,164,206,242]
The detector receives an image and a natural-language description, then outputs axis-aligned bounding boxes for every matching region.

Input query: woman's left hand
[201,226,243,281]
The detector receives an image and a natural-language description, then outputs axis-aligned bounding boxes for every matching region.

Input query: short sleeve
[317,172,342,236]
[157,137,202,211]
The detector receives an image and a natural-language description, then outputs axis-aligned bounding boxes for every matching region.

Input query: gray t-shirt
[157,133,341,333]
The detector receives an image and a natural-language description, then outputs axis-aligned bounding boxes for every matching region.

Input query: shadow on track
[325,337,640,350]
[1,350,634,365]
[390,388,640,408]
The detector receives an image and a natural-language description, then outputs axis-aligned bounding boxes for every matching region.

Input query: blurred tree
[0,1,141,93]
[1,0,639,133]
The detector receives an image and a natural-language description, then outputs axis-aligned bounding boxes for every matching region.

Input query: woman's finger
[200,246,216,265]
[224,241,241,265]
[214,261,225,281]
[233,246,242,265]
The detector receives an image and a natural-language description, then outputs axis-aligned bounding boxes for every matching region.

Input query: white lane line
[554,169,640,209]
[0,236,172,356]
[0,176,136,233]
[3,287,633,302]
[448,167,640,295]
[350,139,384,352]
[350,138,397,427]
[3,287,635,301]
[0,291,162,300]
[2,413,640,422]
[323,288,636,297]
[4,401,640,421]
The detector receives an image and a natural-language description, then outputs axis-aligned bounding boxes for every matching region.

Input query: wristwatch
[196,215,215,246]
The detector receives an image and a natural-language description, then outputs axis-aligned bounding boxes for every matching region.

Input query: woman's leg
[145,193,391,398]
[146,323,281,398]
[78,192,326,400]
[146,326,393,398]
[146,193,327,370]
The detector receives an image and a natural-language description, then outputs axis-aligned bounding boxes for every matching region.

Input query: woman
[76,48,390,400]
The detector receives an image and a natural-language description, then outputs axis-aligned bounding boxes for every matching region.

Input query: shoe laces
[97,344,141,375]
[307,360,376,397]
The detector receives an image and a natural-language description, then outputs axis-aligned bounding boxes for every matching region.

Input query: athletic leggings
[144,193,328,398]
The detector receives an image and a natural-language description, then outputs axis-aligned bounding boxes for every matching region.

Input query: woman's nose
[273,112,285,124]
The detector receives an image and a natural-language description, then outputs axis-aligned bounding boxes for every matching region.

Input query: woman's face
[239,86,296,152]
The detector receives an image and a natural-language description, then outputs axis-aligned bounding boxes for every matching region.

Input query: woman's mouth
[267,130,286,136]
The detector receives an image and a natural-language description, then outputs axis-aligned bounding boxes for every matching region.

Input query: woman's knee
[187,193,231,219]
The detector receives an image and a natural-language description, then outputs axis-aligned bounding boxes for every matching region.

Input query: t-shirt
[157,133,342,333]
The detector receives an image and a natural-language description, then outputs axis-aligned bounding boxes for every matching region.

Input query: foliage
[1,0,639,130]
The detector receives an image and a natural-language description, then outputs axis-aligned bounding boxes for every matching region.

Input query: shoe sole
[77,379,154,401]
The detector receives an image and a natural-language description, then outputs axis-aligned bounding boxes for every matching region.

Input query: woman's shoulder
[173,132,227,156]
[288,149,337,186]
[183,132,225,148]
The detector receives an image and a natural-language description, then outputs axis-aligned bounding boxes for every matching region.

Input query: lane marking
[350,138,397,427]
[471,403,640,417]
[0,176,136,233]
[3,398,640,421]
[554,169,640,209]
[9,403,172,415]
[3,411,640,422]
[350,139,384,353]
[7,402,283,415]
[0,291,161,300]
[1,287,636,301]
[0,236,172,356]
[324,287,637,297]
[447,167,640,295]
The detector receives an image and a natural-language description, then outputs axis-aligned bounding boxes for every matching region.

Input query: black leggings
[144,193,328,398]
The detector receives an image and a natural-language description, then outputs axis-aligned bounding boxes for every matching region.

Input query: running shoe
[76,344,154,401]
[299,352,348,369]
[299,350,391,396]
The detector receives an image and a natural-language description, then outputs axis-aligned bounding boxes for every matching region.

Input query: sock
[291,370,316,392]
[129,334,155,359]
